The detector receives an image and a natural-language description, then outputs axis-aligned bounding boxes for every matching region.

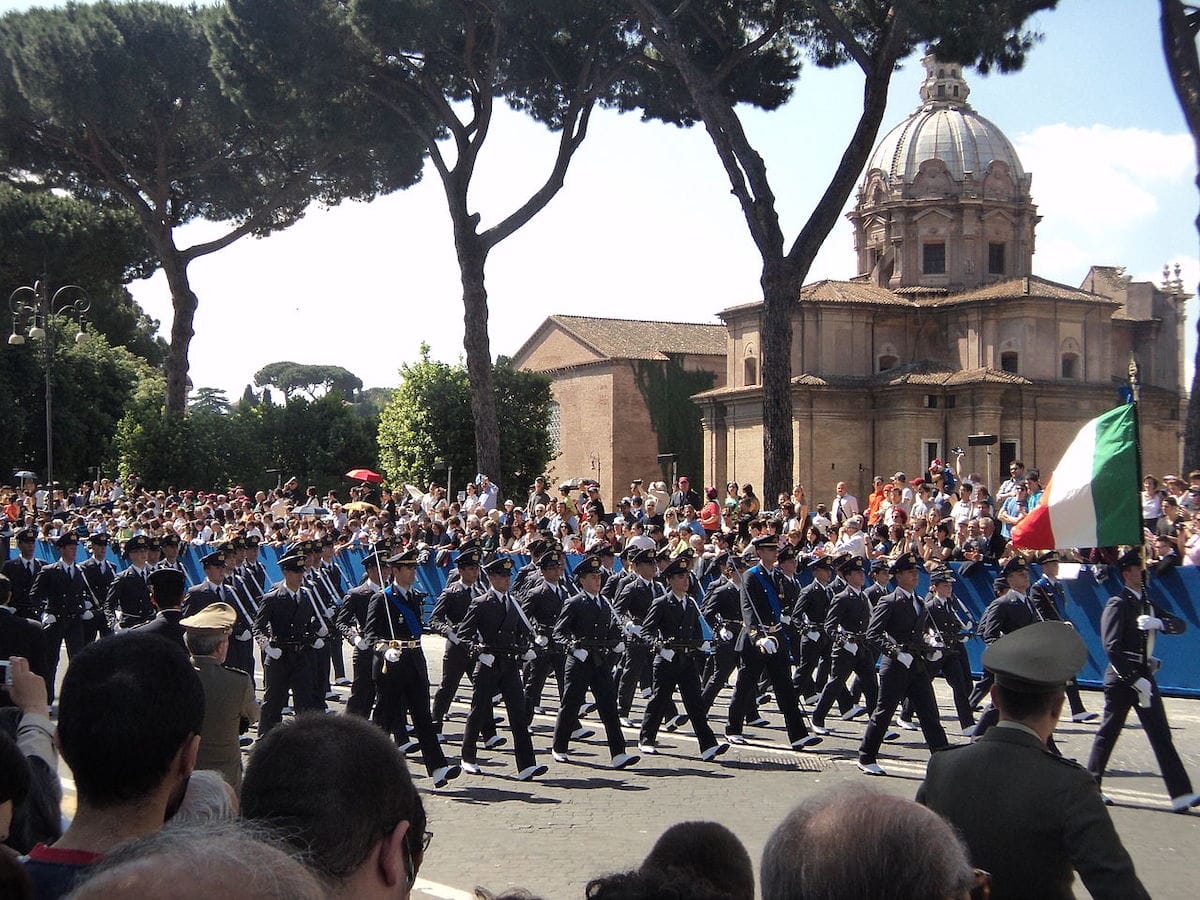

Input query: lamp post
[8,279,91,488]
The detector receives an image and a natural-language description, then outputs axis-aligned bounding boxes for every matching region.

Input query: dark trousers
[811,647,878,726]
[346,647,377,718]
[728,645,810,743]
[44,617,86,704]
[328,634,346,680]
[463,657,536,772]
[431,643,495,739]
[523,651,565,719]
[617,643,650,716]
[372,652,447,776]
[640,652,716,751]
[793,632,833,698]
[700,641,745,714]
[903,650,974,728]
[969,670,993,709]
[259,649,320,736]
[80,610,110,644]
[226,636,256,686]
[554,652,626,756]
[312,642,332,708]
[1066,679,1088,716]
[859,658,948,764]
[1087,677,1193,799]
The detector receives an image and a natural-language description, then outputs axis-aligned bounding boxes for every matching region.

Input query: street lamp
[8,279,91,488]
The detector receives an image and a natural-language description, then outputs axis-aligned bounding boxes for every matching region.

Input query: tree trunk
[1160,0,1200,469]
[160,250,198,418]
[760,260,795,505]
[455,230,501,491]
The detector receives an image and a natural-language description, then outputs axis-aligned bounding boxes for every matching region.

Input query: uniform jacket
[554,591,623,650]
[521,579,571,640]
[193,655,259,790]
[31,562,88,620]
[643,592,706,645]
[793,579,833,629]
[184,582,255,636]
[0,606,48,684]
[429,579,484,638]
[614,577,658,624]
[1,556,43,614]
[106,566,155,627]
[79,557,116,612]
[737,564,787,651]
[457,590,534,654]
[253,586,321,647]
[700,578,741,632]
[979,591,1041,644]
[1031,575,1068,622]
[917,725,1148,900]
[825,586,872,640]
[336,580,379,640]
[131,610,187,651]
[364,586,426,646]
[865,588,930,660]
[1101,587,1186,686]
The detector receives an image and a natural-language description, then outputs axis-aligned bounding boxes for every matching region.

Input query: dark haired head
[57,634,204,808]
[642,821,754,899]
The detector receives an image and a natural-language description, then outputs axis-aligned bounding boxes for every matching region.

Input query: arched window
[1000,351,1019,374]
[744,344,758,386]
[878,354,899,372]
[547,401,562,453]
[1061,353,1079,379]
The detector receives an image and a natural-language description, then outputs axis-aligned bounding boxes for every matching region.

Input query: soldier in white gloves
[253,553,322,736]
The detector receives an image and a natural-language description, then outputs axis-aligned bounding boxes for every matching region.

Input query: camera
[951,446,964,456]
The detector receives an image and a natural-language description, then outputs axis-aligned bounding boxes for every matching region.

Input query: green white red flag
[1011,405,1141,550]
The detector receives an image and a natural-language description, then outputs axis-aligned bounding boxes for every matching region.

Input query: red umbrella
[345,468,384,484]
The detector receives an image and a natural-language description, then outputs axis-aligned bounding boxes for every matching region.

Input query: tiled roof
[798,280,916,306]
[514,315,726,364]
[919,275,1117,307]
[790,359,1031,388]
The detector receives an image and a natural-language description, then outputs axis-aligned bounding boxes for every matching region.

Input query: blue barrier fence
[12,543,1200,697]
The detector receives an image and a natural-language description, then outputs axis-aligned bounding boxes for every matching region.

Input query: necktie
[26,560,33,575]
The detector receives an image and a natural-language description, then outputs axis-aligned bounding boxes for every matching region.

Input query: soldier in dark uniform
[105,535,155,629]
[1031,552,1097,723]
[602,547,637,603]
[364,548,461,789]
[551,555,639,769]
[132,567,189,651]
[145,535,163,568]
[0,573,48,704]
[726,537,820,750]
[428,546,499,747]
[521,549,573,719]
[590,543,618,598]
[510,538,550,599]
[791,555,837,704]
[908,568,976,734]
[1,528,43,621]
[31,533,88,702]
[613,548,666,727]
[970,557,1042,737]
[457,555,547,782]
[857,552,949,776]
[811,556,879,734]
[841,556,892,717]
[299,539,339,705]
[254,553,324,736]
[155,532,190,586]
[637,557,727,761]
[336,549,388,718]
[241,535,269,597]
[79,533,115,643]
[919,621,1150,898]
[316,534,349,686]
[182,548,257,680]
[1087,548,1199,812]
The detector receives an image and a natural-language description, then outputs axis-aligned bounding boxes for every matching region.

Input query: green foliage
[378,356,554,500]
[189,387,232,416]
[632,357,716,489]
[253,361,364,401]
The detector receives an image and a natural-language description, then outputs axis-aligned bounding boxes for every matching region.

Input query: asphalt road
[53,635,1200,898]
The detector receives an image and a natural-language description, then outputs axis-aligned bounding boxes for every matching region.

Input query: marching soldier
[971,557,1042,737]
[105,535,156,629]
[241,535,269,597]
[637,557,727,761]
[521,549,573,719]
[810,556,879,735]
[791,555,836,702]
[364,548,461,789]
[613,548,665,727]
[458,555,547,782]
[857,552,950,776]
[1,528,43,621]
[906,568,976,735]
[254,553,324,736]
[551,554,639,769]
[726,536,821,750]
[299,539,340,705]
[317,535,349,687]
[698,552,760,722]
[182,548,258,680]
[31,533,89,702]
[336,549,388,718]
[79,533,115,642]
[1031,552,1097,723]
[1087,548,1199,812]
[155,532,190,586]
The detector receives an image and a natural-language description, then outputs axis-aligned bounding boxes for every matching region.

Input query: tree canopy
[253,361,364,402]
[377,348,554,502]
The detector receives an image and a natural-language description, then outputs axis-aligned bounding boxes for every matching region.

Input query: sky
[3,0,1198,398]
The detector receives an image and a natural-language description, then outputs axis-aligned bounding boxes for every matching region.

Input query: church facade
[695,58,1187,499]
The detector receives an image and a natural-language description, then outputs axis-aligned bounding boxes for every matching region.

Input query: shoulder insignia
[222,664,250,677]
[1046,750,1085,769]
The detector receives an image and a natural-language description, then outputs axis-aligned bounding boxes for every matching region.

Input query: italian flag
[1011,404,1141,550]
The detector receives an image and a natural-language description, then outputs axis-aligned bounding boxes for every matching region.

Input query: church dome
[866,56,1025,185]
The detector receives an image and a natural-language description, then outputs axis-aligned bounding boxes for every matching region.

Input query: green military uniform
[916,621,1147,899]
[193,655,259,791]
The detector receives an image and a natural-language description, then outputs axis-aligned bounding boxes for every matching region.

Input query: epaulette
[222,664,251,677]
[1046,749,1085,770]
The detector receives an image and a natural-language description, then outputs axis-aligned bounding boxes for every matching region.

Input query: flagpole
[1128,354,1146,578]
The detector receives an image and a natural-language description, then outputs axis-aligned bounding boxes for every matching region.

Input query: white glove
[266,646,283,660]
[81,610,94,621]
[658,647,676,662]
[843,640,858,655]
[523,648,538,662]
[1137,614,1164,632]
[312,638,325,649]
[238,629,252,642]
[928,649,943,662]
[780,614,792,625]
[700,640,712,653]
[83,600,93,609]
[896,651,914,669]
[807,630,821,642]
[42,614,56,626]
[628,623,643,637]
[1133,676,1153,708]
[573,647,589,662]
[614,641,625,654]
[756,636,778,655]
[384,647,402,664]
[479,652,496,667]
[355,637,371,651]
[719,627,733,642]
[447,629,461,645]
[317,623,329,637]
[535,634,550,648]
